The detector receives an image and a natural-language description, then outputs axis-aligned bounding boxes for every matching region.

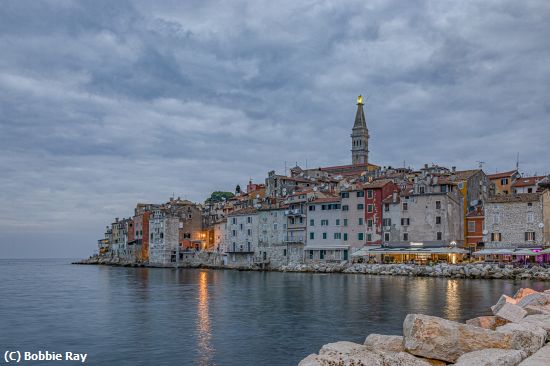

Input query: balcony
[226,247,255,254]
[285,208,305,217]
[285,236,305,244]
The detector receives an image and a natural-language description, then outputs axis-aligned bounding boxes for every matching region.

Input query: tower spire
[351,95,369,165]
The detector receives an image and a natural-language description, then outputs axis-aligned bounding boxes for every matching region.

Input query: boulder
[403,314,517,362]
[524,304,550,315]
[364,334,404,352]
[491,294,518,314]
[514,288,540,300]
[496,322,547,356]
[453,348,527,366]
[466,316,509,330]
[518,344,550,366]
[519,314,550,337]
[516,293,550,308]
[494,303,527,323]
[299,341,433,366]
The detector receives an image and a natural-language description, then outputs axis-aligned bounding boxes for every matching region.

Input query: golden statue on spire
[357,95,363,104]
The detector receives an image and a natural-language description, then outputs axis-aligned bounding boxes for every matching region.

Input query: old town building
[487,170,521,195]
[364,179,398,245]
[225,207,259,266]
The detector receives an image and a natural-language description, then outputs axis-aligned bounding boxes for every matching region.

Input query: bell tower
[351,95,369,165]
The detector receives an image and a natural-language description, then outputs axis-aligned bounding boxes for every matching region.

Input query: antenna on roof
[516,152,520,171]
[477,161,485,169]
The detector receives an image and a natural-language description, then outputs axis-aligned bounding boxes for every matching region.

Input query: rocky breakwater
[341,263,550,280]
[299,288,550,365]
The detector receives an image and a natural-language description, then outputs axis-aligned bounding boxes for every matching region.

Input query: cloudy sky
[1,0,549,258]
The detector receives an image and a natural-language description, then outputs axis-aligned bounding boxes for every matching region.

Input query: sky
[1,0,549,258]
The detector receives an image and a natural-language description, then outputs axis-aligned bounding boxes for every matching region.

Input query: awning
[352,246,467,256]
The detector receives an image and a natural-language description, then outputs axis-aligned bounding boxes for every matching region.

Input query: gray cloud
[1,0,549,257]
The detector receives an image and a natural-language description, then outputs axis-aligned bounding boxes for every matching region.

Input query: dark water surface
[0,259,547,365]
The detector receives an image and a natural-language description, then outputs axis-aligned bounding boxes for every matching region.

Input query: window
[309,250,313,259]
[528,202,533,207]
[367,219,373,228]
[493,213,501,224]
[358,233,364,241]
[160,232,164,239]
[357,203,364,210]
[401,218,410,226]
[491,232,502,242]
[341,192,349,198]
[501,178,508,185]
[320,250,326,259]
[436,232,442,240]
[527,212,534,223]
[419,186,425,194]
[343,233,348,241]
[525,232,536,241]
[436,216,441,225]
[247,229,251,236]
[309,205,315,211]
[367,234,372,242]
[310,219,314,226]
[528,188,533,193]
[403,202,408,211]
[342,205,349,211]
[367,204,373,212]
[384,203,390,212]
[366,190,373,198]
[150,233,153,240]
[247,217,252,224]
[441,185,447,193]
[232,230,236,237]
[358,190,365,198]
[240,223,243,230]
[343,219,348,227]
[321,205,327,210]
[334,233,341,239]
[322,232,327,240]
[321,219,329,226]
[283,249,287,256]
[403,233,409,241]
[358,218,364,225]
[232,218,237,224]
[384,232,390,241]
[468,220,476,232]
[336,219,340,226]
[309,232,314,240]
[435,201,441,209]
[382,218,391,227]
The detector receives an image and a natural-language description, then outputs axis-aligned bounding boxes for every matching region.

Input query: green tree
[205,191,235,203]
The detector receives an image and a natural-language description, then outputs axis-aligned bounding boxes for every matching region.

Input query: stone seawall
[299,288,550,365]
[75,256,550,281]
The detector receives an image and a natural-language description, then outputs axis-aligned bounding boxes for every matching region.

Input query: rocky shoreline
[300,288,550,365]
[75,256,550,281]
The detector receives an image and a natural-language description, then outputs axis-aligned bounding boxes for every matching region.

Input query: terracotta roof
[320,162,379,171]
[274,175,312,183]
[511,176,545,188]
[309,196,341,204]
[364,179,394,189]
[486,193,541,204]
[227,207,258,216]
[487,170,518,179]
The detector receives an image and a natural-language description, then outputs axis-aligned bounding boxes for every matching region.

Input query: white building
[305,196,349,262]
[340,186,366,254]
[226,207,259,266]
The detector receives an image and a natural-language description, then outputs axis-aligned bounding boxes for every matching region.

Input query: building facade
[226,208,259,266]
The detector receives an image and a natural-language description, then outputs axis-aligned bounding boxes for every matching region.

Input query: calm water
[0,259,547,366]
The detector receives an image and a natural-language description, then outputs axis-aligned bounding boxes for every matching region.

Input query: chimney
[424,163,428,169]
[115,217,119,223]
[452,166,456,173]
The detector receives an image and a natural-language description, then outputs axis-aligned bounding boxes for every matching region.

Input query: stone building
[465,206,484,251]
[484,191,550,248]
[225,207,259,266]
[148,209,179,266]
[132,203,159,262]
[305,196,349,262]
[512,176,547,194]
[165,198,204,251]
[258,207,292,268]
[382,189,464,246]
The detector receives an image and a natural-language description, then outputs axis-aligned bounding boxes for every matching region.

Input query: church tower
[351,95,369,165]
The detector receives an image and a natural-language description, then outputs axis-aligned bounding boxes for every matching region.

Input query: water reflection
[196,271,214,365]
[445,279,460,319]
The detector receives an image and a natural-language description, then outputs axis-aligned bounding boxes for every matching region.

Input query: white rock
[518,344,550,366]
[364,334,404,352]
[519,314,550,337]
[496,322,547,356]
[495,302,528,323]
[453,348,527,366]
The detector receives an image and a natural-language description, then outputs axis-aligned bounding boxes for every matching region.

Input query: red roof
[487,170,518,179]
[310,196,341,204]
[511,176,545,188]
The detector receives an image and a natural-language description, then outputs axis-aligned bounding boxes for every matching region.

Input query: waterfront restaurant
[352,241,468,264]
[472,247,550,264]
